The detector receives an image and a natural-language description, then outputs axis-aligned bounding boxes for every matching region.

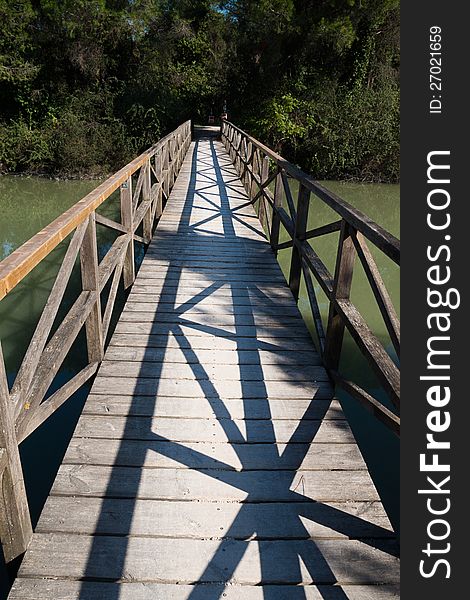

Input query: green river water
[0,174,400,567]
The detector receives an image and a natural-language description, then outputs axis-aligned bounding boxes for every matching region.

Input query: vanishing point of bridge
[0,122,400,598]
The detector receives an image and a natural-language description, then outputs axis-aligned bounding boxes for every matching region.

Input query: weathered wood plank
[138,262,283,272]
[128,285,293,299]
[127,281,293,292]
[120,176,135,289]
[71,415,351,443]
[51,464,379,502]
[143,256,278,266]
[62,438,363,471]
[113,322,312,339]
[146,245,273,255]
[9,580,401,600]
[37,497,393,538]
[103,346,321,365]
[0,343,32,562]
[17,534,399,584]
[109,333,317,352]
[118,312,308,328]
[80,214,104,362]
[97,360,329,381]
[81,395,340,419]
[135,270,286,283]
[90,376,334,398]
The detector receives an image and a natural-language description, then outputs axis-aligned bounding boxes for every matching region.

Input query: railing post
[120,176,135,290]
[80,213,104,362]
[324,220,356,370]
[234,132,241,174]
[142,160,152,243]
[229,126,235,158]
[0,342,32,563]
[163,144,170,200]
[226,124,232,155]
[249,148,258,201]
[270,171,282,254]
[258,155,269,231]
[169,138,175,186]
[155,152,164,218]
[176,133,182,171]
[288,184,310,301]
[245,141,253,195]
[240,138,247,187]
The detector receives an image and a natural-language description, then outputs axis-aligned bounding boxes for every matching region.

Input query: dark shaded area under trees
[0,0,399,181]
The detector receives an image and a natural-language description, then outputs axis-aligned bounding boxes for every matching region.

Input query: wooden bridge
[0,121,400,598]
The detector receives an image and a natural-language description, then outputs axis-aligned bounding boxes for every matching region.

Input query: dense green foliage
[0,0,399,180]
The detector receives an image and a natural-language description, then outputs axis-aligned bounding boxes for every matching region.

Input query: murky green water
[0,175,400,565]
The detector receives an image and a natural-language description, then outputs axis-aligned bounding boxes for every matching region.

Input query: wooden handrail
[0,120,192,563]
[221,120,400,435]
[0,123,191,301]
[223,121,400,264]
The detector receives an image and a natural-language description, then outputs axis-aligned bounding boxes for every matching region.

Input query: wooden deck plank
[123,303,303,316]
[129,285,294,298]
[50,465,380,502]
[62,438,367,471]
[118,314,309,328]
[12,138,398,597]
[89,376,334,398]
[81,396,341,419]
[70,415,353,444]
[9,581,400,600]
[113,321,313,338]
[15,534,399,584]
[103,346,322,365]
[109,333,318,351]
[96,360,330,381]
[36,497,393,539]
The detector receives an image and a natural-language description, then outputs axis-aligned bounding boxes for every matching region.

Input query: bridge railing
[221,120,400,436]
[0,120,191,563]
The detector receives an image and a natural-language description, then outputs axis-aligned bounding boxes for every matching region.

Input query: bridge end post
[0,342,32,564]
[80,214,104,362]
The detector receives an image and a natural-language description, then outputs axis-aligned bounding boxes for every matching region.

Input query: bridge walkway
[9,136,399,599]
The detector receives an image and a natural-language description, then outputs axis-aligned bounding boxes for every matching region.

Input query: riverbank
[0,170,105,182]
[0,166,399,185]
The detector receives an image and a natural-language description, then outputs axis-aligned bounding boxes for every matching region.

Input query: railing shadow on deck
[76,139,397,599]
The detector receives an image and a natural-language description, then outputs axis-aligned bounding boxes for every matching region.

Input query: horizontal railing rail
[221,120,400,436]
[0,120,191,564]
